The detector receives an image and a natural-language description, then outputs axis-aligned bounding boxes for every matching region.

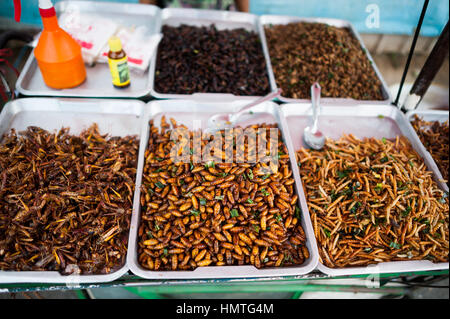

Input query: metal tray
[16,1,161,99]
[149,8,277,101]
[406,109,449,192]
[0,97,145,284]
[280,103,449,276]
[126,99,319,279]
[259,15,392,105]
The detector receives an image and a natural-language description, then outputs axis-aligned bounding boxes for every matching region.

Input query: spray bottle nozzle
[13,0,55,22]
[13,0,21,22]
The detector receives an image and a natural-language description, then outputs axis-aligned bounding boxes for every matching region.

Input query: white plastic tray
[406,109,449,192]
[259,15,392,105]
[149,8,276,101]
[0,97,145,283]
[15,1,161,98]
[126,99,319,279]
[280,103,449,276]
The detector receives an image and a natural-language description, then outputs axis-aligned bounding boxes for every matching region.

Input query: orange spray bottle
[14,0,86,89]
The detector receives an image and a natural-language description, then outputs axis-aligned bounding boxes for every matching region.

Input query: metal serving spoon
[206,89,282,133]
[303,82,325,150]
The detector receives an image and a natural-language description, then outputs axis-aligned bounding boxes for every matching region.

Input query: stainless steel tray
[127,99,319,279]
[406,109,449,192]
[0,97,145,284]
[280,103,449,276]
[259,15,392,105]
[16,1,161,99]
[149,8,277,101]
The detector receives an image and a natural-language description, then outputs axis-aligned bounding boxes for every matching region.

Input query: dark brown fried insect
[138,117,308,271]
[0,124,139,275]
[155,24,270,96]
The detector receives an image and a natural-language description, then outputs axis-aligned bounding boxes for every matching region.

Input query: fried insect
[155,24,270,96]
[297,134,449,268]
[138,117,308,271]
[0,124,139,274]
[265,22,384,100]
[411,115,449,183]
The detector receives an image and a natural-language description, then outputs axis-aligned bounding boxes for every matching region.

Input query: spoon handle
[311,82,321,134]
[230,88,282,122]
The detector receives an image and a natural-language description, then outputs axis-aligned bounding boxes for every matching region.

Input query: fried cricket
[0,125,139,274]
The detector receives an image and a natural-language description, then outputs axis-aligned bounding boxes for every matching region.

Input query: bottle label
[108,56,130,87]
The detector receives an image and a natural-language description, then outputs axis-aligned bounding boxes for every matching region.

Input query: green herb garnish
[190,209,200,216]
[401,206,412,217]
[155,182,165,189]
[389,241,401,250]
[204,161,215,169]
[295,206,301,219]
[230,209,239,217]
[374,183,383,192]
[337,168,352,179]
